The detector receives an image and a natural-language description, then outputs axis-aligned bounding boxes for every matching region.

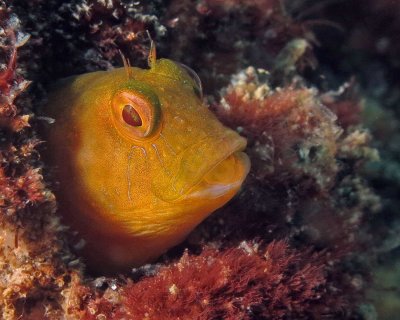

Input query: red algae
[0,5,83,319]
[0,8,49,217]
[215,67,341,190]
[161,0,317,94]
[82,241,346,320]
[203,66,380,273]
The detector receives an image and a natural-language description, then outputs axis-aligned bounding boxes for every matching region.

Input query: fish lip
[184,150,250,201]
[169,132,249,202]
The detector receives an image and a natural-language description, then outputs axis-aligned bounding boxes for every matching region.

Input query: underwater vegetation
[82,241,347,319]
[0,0,399,319]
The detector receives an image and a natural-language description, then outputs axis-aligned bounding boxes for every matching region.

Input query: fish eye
[122,104,143,127]
[112,85,161,140]
[177,62,203,99]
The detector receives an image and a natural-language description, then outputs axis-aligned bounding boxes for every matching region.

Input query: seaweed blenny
[43,45,250,273]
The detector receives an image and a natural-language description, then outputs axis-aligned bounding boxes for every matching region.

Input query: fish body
[43,57,250,272]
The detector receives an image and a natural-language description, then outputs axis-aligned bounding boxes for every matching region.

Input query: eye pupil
[122,104,142,127]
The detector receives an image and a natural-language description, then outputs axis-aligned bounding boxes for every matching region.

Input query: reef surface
[0,1,399,319]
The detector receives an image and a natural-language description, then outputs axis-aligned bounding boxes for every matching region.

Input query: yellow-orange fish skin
[43,58,250,273]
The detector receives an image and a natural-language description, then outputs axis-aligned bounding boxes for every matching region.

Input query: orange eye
[122,104,142,127]
[112,84,161,141]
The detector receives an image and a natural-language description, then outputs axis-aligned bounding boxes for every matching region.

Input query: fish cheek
[124,144,151,206]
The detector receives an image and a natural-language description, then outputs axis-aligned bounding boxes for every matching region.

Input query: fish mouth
[185,150,250,201]
[115,131,250,236]
[164,130,251,202]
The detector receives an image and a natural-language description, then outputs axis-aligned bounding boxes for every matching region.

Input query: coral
[0,8,48,230]
[0,4,83,319]
[367,251,400,319]
[159,0,317,94]
[12,0,165,80]
[82,241,348,320]
[215,67,341,190]
[320,81,362,130]
[174,70,379,320]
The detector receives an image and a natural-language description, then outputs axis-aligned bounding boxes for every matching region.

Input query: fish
[42,43,250,273]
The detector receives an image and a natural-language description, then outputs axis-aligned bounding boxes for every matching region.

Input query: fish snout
[164,130,251,202]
